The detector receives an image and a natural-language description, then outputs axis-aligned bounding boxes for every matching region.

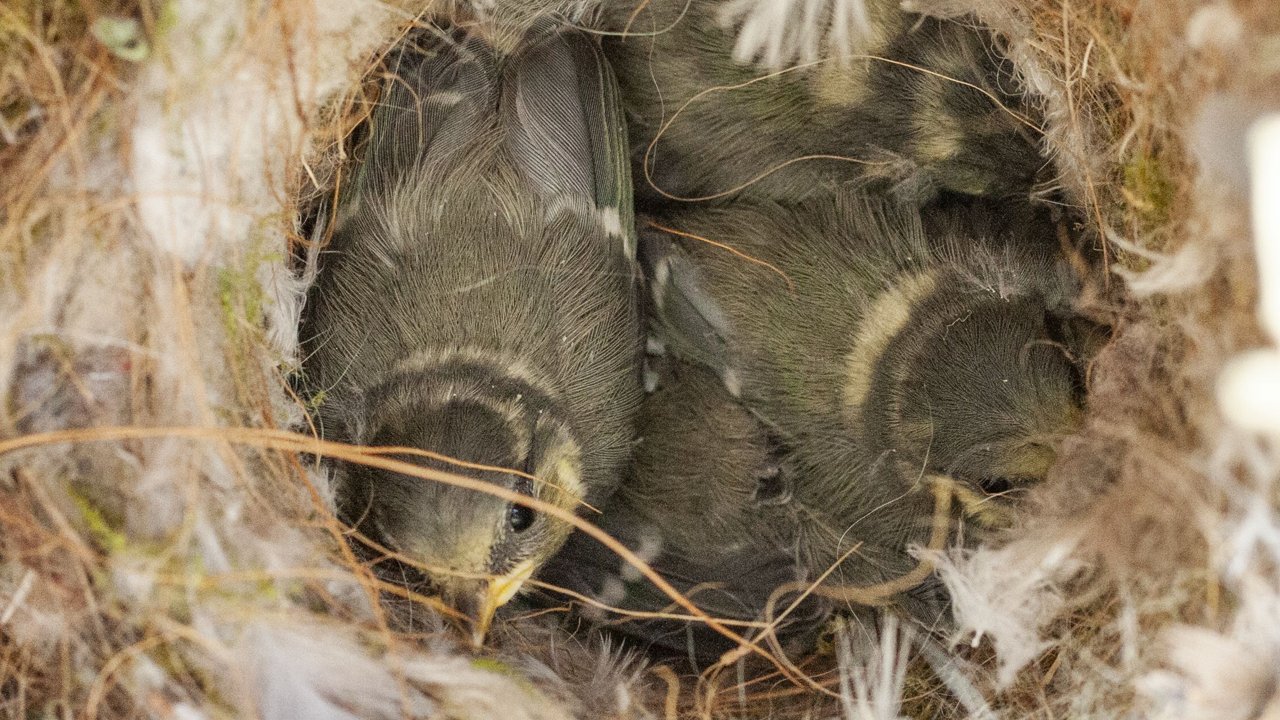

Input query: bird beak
[470,559,536,647]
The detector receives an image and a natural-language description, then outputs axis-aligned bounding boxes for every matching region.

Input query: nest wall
[1,0,1278,718]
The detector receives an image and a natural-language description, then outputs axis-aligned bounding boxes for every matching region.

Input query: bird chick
[542,358,836,664]
[642,189,1086,512]
[544,192,1091,663]
[299,24,642,639]
[598,0,1044,205]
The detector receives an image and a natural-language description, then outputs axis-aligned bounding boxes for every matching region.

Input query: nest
[2,0,1278,717]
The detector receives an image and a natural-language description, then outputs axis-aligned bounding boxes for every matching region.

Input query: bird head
[339,395,584,643]
[865,282,1084,497]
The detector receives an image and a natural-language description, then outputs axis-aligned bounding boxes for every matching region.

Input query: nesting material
[2,1,1278,719]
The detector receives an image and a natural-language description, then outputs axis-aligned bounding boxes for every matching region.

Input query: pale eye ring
[508,504,535,533]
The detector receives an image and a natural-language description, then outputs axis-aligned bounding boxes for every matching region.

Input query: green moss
[307,388,326,410]
[470,657,519,676]
[1123,154,1175,226]
[218,265,265,341]
[217,230,285,354]
[471,656,547,697]
[70,490,127,555]
[23,332,73,356]
[154,0,180,42]
[214,230,288,423]
[91,15,149,62]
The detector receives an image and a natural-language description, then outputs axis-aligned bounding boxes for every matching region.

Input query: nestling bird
[299,23,642,640]
[544,355,964,665]
[598,0,1045,205]
[642,189,1086,521]
[543,192,1090,662]
[542,358,836,663]
[434,1,610,54]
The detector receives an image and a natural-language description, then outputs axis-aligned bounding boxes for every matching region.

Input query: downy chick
[599,0,1044,205]
[542,358,833,663]
[551,192,1087,662]
[299,24,642,639]
[542,358,946,665]
[642,189,1085,514]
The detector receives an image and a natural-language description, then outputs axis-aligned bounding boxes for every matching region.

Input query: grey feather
[639,234,735,381]
[353,31,498,204]
[503,27,635,251]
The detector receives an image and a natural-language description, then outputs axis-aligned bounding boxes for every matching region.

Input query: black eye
[508,504,535,533]
[979,476,1015,495]
[753,429,794,505]
[978,476,1035,496]
[752,464,791,504]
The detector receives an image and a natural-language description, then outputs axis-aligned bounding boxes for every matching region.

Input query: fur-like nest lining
[2,0,1278,718]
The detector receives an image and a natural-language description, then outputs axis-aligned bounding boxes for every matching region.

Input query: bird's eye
[752,464,791,504]
[508,504,535,533]
[978,476,1035,496]
[979,476,1014,495]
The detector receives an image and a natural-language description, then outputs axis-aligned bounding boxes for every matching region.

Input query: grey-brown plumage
[542,359,834,663]
[542,358,946,664]
[299,24,642,634]
[545,192,1087,662]
[435,1,607,54]
[598,0,1045,205]
[643,188,1084,515]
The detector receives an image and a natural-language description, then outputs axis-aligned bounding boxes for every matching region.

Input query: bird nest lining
[2,0,1278,718]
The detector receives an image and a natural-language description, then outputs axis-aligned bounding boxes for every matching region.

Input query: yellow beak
[470,559,536,646]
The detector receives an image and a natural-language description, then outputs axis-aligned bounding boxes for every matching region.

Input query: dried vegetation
[2,0,1278,718]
